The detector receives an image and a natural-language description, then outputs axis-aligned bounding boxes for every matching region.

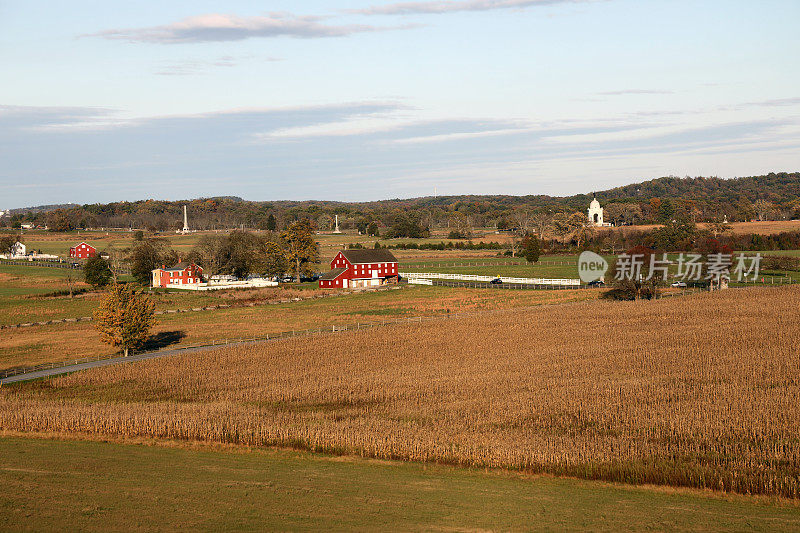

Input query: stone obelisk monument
[182,205,190,234]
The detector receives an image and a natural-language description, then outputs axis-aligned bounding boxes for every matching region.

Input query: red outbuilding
[319,249,399,289]
[68,242,97,259]
[151,262,204,288]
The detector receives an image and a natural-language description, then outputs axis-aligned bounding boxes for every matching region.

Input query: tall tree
[520,233,541,263]
[93,284,156,357]
[127,238,177,285]
[0,235,18,254]
[84,256,113,288]
[281,219,319,282]
[224,231,268,279]
[266,213,277,231]
[263,241,289,278]
[753,199,775,221]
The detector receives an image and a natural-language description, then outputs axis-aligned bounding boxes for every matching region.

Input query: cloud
[2,101,798,206]
[597,89,674,96]
[747,97,800,107]
[87,13,394,44]
[350,0,590,15]
[154,55,281,76]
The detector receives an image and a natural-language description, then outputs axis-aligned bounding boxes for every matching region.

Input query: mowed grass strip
[2,436,800,532]
[1,286,798,497]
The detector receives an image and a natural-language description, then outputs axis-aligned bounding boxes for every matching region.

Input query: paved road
[0,341,258,385]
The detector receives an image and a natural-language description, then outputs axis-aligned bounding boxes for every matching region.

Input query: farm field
[0,263,326,327]
[612,220,800,236]
[2,436,799,532]
[2,286,798,497]
[0,282,598,370]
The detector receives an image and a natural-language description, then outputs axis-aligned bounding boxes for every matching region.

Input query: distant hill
[4,172,798,231]
[9,203,79,214]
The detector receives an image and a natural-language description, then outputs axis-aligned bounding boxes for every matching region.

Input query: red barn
[319,249,399,289]
[151,262,203,288]
[68,242,97,259]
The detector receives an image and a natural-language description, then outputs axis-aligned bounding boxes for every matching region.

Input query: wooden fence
[400,271,581,286]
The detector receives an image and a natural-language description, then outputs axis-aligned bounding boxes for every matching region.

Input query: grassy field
[0,263,328,327]
[2,286,798,497]
[0,282,598,370]
[2,436,799,532]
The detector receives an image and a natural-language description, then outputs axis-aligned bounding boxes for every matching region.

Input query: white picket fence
[400,272,581,286]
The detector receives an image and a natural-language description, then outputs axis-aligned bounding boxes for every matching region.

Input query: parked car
[279,276,295,283]
[671,281,687,288]
[300,273,321,282]
[587,280,605,287]
[489,277,502,284]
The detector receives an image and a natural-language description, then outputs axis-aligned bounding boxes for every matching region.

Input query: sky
[1,0,799,207]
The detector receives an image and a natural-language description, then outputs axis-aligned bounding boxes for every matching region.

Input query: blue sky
[1,0,799,207]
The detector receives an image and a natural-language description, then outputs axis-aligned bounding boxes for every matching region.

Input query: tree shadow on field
[143,331,187,351]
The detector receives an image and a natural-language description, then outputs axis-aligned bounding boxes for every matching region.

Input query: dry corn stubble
[2,286,799,497]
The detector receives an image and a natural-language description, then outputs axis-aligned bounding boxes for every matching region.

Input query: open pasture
[2,435,799,532]
[0,263,326,327]
[2,286,798,497]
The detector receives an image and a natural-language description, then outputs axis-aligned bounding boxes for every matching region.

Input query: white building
[587,196,611,227]
[10,241,25,257]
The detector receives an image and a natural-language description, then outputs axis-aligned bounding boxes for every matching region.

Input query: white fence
[400,272,581,286]
[408,278,433,285]
[167,279,279,291]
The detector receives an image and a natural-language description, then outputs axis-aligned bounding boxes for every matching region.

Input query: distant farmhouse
[68,242,97,259]
[152,262,203,288]
[319,249,399,289]
[588,196,611,227]
[10,241,26,257]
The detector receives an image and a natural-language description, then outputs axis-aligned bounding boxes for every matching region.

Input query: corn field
[1,286,799,497]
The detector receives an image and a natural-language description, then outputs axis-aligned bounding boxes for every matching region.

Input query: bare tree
[753,199,775,221]
[531,211,554,238]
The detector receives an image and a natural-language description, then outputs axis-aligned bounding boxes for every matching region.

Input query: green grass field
[1,436,799,532]
[0,263,322,326]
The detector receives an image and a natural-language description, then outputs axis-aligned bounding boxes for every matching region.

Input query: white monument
[333,214,342,234]
[587,196,607,227]
[182,205,190,234]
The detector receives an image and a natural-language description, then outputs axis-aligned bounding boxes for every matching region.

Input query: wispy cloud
[86,13,397,44]
[2,101,798,206]
[748,97,800,107]
[154,55,280,76]
[350,0,591,15]
[597,89,674,96]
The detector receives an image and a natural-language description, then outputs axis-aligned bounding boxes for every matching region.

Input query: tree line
[82,220,319,288]
[3,173,798,233]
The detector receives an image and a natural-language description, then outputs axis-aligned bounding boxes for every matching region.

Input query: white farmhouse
[10,241,26,257]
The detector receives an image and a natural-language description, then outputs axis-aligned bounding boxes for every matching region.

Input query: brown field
[0,286,597,370]
[619,220,800,236]
[1,286,798,497]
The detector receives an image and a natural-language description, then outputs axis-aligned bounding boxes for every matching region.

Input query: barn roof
[339,249,398,264]
[319,267,347,280]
